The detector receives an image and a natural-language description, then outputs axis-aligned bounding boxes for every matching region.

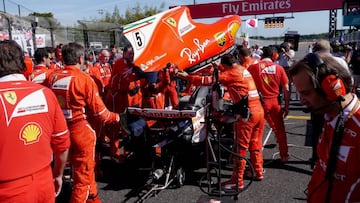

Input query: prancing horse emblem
[4,91,17,105]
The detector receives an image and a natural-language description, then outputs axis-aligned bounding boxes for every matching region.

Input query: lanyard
[325,98,360,202]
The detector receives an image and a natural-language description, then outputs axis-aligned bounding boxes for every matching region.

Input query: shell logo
[20,122,42,144]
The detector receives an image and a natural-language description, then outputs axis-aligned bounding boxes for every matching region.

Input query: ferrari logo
[335,89,342,96]
[166,17,177,27]
[20,123,42,144]
[3,91,17,105]
[264,75,271,84]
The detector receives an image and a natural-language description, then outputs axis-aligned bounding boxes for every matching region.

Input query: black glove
[119,111,131,135]
[129,85,140,96]
[133,66,146,79]
[148,83,159,93]
[232,95,251,121]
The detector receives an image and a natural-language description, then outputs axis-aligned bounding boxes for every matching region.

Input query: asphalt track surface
[56,98,314,203]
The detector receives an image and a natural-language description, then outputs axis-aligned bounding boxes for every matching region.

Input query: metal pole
[46,18,55,47]
[50,27,54,47]
[3,0,6,13]
[78,21,89,49]
[32,27,36,51]
[31,17,38,51]
[6,16,11,40]
[328,9,337,40]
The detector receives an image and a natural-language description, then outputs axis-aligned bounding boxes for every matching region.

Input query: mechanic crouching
[176,54,265,190]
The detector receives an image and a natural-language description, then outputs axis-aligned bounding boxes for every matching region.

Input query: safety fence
[0,11,126,56]
[343,30,360,47]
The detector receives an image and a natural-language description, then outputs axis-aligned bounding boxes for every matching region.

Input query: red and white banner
[171,0,342,19]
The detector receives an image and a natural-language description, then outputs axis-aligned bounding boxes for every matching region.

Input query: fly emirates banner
[176,0,342,19]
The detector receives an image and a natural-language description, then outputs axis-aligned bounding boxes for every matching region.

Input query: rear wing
[127,106,206,119]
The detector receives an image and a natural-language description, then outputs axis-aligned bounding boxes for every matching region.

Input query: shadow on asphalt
[56,157,312,202]
[98,156,209,202]
[263,159,313,176]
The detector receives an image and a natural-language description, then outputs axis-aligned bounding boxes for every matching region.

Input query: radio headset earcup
[303,53,346,101]
[321,75,346,102]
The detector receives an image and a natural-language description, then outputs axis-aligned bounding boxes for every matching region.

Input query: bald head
[100,49,110,63]
[312,39,331,53]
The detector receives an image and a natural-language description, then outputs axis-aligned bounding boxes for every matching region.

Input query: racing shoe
[221,180,244,190]
[280,154,289,163]
[255,173,264,181]
[86,194,101,203]
[244,167,265,181]
[95,164,104,181]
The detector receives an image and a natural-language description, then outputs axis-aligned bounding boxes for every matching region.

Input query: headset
[303,53,347,102]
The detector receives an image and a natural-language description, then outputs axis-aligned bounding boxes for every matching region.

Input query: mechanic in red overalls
[177,54,265,190]
[107,45,142,162]
[236,45,259,69]
[0,40,70,203]
[29,47,53,84]
[45,42,120,203]
[248,46,290,163]
[51,45,64,70]
[290,53,360,203]
[158,63,179,109]
[93,49,112,97]
[22,51,34,79]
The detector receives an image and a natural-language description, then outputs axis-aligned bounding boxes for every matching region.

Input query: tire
[174,167,186,187]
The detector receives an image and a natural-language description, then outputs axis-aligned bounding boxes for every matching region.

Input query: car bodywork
[123,6,241,73]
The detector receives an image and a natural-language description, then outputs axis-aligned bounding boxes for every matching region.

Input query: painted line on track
[285,115,310,120]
